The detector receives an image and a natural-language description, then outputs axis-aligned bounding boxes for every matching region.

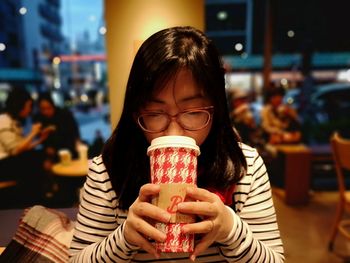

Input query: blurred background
[0,0,349,197]
[1,1,350,261]
[1,0,349,145]
[0,0,109,145]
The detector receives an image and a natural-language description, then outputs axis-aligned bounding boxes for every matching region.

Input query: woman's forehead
[151,71,207,101]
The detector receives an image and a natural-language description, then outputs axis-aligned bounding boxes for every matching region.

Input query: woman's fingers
[191,234,215,261]
[138,183,160,202]
[177,187,220,217]
[177,201,217,217]
[134,199,171,223]
[128,214,167,242]
[125,229,160,258]
[185,187,219,202]
[124,183,171,255]
[182,220,214,234]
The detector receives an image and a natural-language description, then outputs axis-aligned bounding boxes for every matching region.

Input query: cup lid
[147,136,200,155]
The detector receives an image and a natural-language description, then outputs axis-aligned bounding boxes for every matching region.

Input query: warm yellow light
[139,19,168,40]
[81,94,89,102]
[281,78,288,86]
[52,57,61,65]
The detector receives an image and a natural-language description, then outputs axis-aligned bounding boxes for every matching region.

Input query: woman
[261,87,301,145]
[33,92,81,162]
[69,26,284,262]
[0,87,50,207]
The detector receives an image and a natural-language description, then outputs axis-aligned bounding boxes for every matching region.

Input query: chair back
[331,132,350,196]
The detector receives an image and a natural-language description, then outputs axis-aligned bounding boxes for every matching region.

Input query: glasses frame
[137,106,214,133]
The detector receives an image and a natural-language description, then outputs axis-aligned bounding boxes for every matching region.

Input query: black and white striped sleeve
[69,156,139,262]
[218,145,285,262]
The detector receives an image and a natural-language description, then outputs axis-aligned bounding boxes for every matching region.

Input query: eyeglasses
[137,106,214,133]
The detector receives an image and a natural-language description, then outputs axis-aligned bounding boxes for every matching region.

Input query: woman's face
[39,99,55,118]
[270,94,283,108]
[139,69,213,146]
[19,100,33,118]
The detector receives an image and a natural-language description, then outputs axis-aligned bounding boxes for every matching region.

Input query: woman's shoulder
[0,113,11,122]
[239,142,259,160]
[88,155,108,176]
[87,155,115,193]
[0,113,14,129]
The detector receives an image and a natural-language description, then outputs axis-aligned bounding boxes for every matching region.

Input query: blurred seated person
[33,92,81,167]
[261,87,301,145]
[88,129,105,158]
[230,89,264,147]
[0,87,52,206]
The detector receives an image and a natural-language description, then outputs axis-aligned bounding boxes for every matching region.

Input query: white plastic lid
[147,136,200,155]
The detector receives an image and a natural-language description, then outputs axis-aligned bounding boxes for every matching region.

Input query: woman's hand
[124,183,171,258]
[30,123,42,136]
[177,187,234,261]
[39,125,56,142]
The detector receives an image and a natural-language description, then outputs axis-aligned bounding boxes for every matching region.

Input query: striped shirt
[69,144,285,262]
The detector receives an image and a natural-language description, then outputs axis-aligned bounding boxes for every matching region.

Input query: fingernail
[161,233,167,241]
[163,213,171,222]
[190,254,196,261]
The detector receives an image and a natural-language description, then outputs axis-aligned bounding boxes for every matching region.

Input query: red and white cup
[147,136,200,253]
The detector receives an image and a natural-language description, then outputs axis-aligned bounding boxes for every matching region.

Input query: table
[51,160,89,206]
[52,160,88,177]
[271,144,312,205]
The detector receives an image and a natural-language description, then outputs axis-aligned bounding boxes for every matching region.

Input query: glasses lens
[179,110,210,130]
[138,113,168,132]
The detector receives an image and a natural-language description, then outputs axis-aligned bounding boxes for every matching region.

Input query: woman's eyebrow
[148,98,165,104]
[179,94,205,103]
[149,94,205,104]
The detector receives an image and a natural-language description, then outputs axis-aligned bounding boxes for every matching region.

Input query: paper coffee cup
[77,144,88,163]
[147,136,200,253]
[58,149,71,165]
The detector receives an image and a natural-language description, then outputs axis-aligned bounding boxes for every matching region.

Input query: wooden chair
[328,132,350,251]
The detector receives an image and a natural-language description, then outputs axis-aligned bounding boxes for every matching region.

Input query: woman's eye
[147,113,163,118]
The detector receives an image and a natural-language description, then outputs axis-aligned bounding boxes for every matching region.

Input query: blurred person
[230,89,272,162]
[33,92,81,165]
[230,89,263,146]
[69,26,284,262]
[261,87,302,145]
[88,129,105,158]
[0,87,51,206]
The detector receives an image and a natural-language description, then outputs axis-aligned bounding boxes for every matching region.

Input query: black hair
[5,86,32,120]
[264,86,286,104]
[102,26,246,209]
[37,91,56,107]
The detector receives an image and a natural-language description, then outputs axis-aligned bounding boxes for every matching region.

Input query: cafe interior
[0,0,350,262]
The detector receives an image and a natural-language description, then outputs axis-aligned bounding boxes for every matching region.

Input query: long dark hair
[102,26,246,210]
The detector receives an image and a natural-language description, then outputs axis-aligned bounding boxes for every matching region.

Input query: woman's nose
[164,119,184,136]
